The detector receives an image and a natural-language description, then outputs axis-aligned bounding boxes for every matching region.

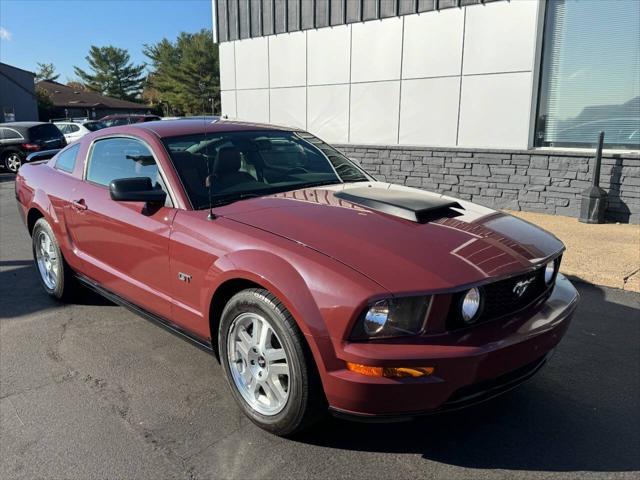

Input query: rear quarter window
[55,144,80,173]
[0,128,24,141]
[29,124,65,141]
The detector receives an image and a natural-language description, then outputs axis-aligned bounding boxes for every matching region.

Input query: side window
[68,124,80,133]
[86,137,171,205]
[55,144,80,173]
[0,128,23,140]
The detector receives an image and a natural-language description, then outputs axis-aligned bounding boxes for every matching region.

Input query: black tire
[32,218,77,301]
[3,151,24,173]
[219,288,325,436]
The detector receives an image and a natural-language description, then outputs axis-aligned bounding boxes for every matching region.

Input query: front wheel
[3,151,23,173]
[219,288,325,436]
[32,218,76,300]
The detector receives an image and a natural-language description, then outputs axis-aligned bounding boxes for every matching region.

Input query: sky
[0,0,212,81]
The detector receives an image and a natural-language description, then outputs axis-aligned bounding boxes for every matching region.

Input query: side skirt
[76,274,215,355]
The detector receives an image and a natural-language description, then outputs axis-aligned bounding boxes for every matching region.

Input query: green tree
[74,46,145,101]
[36,87,54,121]
[143,29,219,116]
[35,62,59,82]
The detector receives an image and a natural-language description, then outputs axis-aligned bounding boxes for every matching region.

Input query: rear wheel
[219,288,325,436]
[3,151,23,173]
[32,218,76,300]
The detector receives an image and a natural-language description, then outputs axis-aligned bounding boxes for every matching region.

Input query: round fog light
[364,300,390,335]
[461,287,481,324]
[544,261,556,285]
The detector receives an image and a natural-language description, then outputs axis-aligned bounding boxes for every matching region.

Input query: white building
[213,0,640,222]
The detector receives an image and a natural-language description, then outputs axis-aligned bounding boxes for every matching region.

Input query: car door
[65,124,82,143]
[64,136,176,318]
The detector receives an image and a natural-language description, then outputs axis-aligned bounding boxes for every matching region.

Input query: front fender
[204,249,327,338]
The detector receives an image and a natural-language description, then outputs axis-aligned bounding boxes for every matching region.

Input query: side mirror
[109,177,166,204]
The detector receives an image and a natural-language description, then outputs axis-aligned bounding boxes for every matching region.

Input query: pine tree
[74,46,145,101]
[144,29,219,116]
[35,63,60,82]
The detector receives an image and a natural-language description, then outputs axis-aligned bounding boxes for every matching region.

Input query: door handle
[71,199,88,211]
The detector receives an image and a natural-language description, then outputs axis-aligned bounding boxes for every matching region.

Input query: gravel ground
[510,210,640,292]
[1,174,639,480]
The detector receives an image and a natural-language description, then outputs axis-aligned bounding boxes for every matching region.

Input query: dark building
[0,62,38,122]
[37,80,150,121]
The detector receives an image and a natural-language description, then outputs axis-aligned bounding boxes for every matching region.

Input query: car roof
[101,114,159,119]
[133,118,299,138]
[0,121,48,129]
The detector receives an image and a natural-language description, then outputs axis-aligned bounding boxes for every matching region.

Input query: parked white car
[54,121,105,143]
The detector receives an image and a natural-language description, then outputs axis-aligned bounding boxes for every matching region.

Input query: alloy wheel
[5,153,22,173]
[35,230,59,290]
[226,312,290,416]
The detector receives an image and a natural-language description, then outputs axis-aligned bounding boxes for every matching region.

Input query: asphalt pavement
[1,173,639,480]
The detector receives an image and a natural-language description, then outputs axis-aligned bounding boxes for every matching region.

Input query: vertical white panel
[269,87,306,129]
[307,84,350,143]
[220,90,237,118]
[402,9,464,79]
[307,25,351,85]
[269,32,307,88]
[399,77,460,147]
[458,72,533,149]
[219,42,236,91]
[235,37,269,89]
[351,17,403,82]
[350,81,400,145]
[236,89,270,123]
[463,0,539,75]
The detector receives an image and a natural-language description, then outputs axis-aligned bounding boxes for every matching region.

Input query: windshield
[162,130,371,209]
[84,121,107,132]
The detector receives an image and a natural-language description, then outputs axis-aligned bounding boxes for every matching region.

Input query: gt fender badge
[178,272,192,283]
[513,277,535,297]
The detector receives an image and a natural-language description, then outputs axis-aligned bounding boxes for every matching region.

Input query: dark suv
[99,114,161,127]
[0,122,67,173]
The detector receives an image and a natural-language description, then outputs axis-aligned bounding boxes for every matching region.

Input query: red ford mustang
[15,119,578,435]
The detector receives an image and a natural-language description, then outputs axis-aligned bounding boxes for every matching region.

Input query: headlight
[461,287,482,324]
[352,296,431,339]
[544,260,557,285]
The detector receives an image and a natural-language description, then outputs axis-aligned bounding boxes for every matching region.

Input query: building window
[536,0,640,150]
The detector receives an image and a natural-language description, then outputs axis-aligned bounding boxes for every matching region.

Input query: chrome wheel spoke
[264,348,286,363]
[269,363,289,377]
[258,322,271,352]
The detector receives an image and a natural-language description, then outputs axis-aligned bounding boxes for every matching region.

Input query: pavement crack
[623,267,640,284]
[46,311,72,364]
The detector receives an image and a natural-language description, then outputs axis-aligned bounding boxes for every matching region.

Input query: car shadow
[0,261,115,319]
[0,173,15,183]
[296,281,640,473]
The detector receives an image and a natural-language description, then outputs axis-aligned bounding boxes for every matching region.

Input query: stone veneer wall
[338,145,640,223]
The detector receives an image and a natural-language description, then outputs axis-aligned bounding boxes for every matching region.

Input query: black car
[0,122,67,173]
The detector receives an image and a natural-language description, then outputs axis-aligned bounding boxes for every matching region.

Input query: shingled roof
[37,80,148,110]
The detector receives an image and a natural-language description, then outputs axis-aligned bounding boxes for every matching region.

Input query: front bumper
[323,274,578,417]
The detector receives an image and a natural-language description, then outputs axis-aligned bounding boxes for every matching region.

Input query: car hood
[219,183,564,293]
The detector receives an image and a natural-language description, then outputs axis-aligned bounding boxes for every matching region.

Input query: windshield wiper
[208,193,263,208]
[203,180,343,210]
[294,179,344,190]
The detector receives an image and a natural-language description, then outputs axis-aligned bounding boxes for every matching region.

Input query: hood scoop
[335,187,463,224]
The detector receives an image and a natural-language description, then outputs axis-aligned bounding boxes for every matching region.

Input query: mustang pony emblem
[513,277,535,297]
